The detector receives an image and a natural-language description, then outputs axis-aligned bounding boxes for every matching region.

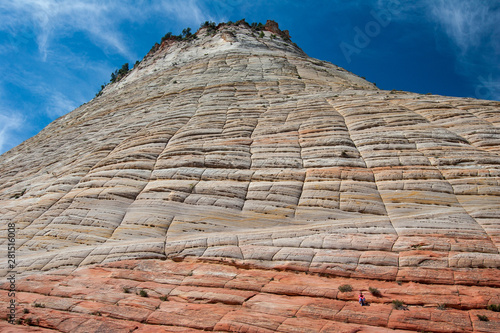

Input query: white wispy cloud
[426,0,500,99]
[156,0,209,25]
[0,0,218,156]
[0,0,216,61]
[0,0,137,60]
[427,0,499,55]
[0,108,25,154]
[374,0,499,100]
[46,91,79,118]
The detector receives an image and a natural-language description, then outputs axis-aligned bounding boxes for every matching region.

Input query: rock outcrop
[0,20,499,331]
[1,258,499,332]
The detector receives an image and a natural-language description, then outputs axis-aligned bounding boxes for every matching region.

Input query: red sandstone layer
[1,258,499,332]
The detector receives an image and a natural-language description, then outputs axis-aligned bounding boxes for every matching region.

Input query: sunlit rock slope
[1,19,499,315]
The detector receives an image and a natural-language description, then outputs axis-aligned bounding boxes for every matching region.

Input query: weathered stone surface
[1,259,499,332]
[0,19,499,332]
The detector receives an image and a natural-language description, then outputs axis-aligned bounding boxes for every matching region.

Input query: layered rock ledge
[1,258,499,332]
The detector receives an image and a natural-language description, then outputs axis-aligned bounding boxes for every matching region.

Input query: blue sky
[1,0,499,155]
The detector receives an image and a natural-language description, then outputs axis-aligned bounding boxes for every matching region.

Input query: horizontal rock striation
[1,258,499,332]
[0,20,499,331]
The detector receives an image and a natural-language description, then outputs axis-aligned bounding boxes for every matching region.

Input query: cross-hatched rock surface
[0,21,499,331]
[1,258,499,332]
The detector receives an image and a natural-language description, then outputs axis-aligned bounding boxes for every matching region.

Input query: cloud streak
[427,0,499,55]
[426,0,500,99]
[0,0,220,155]
[0,0,216,61]
[375,0,499,100]
[0,0,137,60]
[0,108,24,154]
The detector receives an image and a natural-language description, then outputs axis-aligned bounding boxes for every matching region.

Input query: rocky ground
[1,258,499,332]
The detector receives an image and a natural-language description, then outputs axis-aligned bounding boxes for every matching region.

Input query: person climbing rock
[359,292,366,306]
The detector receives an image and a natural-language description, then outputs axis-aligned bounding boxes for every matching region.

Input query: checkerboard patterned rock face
[0,21,499,300]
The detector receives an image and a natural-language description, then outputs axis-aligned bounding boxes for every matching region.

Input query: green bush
[487,304,500,312]
[109,62,130,84]
[392,300,405,310]
[338,284,353,292]
[201,21,216,29]
[161,32,172,43]
[369,287,382,297]
[259,31,265,38]
[251,22,265,31]
[182,27,192,38]
[139,289,148,297]
[201,21,217,35]
[477,314,489,321]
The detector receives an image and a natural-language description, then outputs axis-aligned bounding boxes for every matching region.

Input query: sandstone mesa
[0,20,499,332]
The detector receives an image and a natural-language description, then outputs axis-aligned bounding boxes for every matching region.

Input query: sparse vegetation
[235,19,247,26]
[161,32,172,43]
[487,304,500,312]
[23,308,29,314]
[250,22,265,31]
[110,63,130,83]
[477,314,489,321]
[123,287,131,293]
[97,61,133,97]
[338,284,353,292]
[33,302,45,308]
[369,287,382,297]
[392,300,405,310]
[160,295,168,301]
[95,84,106,98]
[96,19,294,98]
[139,289,148,297]
[437,303,446,310]
[181,27,194,40]
[201,20,217,35]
